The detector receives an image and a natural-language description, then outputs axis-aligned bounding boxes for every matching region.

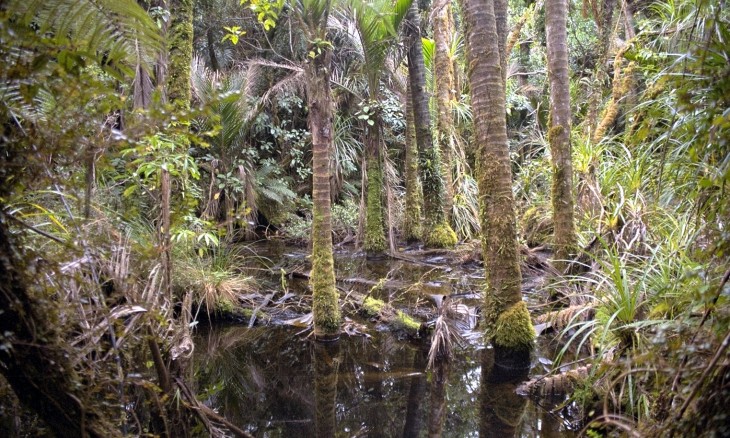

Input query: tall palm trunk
[406,2,457,248]
[546,0,576,269]
[364,122,388,253]
[402,80,423,242]
[433,3,455,222]
[462,0,534,351]
[307,38,341,338]
[494,0,509,82]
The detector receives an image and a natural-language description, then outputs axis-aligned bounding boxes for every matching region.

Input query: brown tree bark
[433,2,455,222]
[406,1,456,248]
[306,20,341,338]
[546,0,576,269]
[462,0,534,350]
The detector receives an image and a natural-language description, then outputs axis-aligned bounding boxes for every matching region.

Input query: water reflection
[314,341,339,437]
[402,346,427,437]
[479,348,530,438]
[193,326,578,437]
[429,360,449,437]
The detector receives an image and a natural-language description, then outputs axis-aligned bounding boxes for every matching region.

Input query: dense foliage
[0,0,727,436]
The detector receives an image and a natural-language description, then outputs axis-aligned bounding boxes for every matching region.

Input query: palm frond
[8,0,162,73]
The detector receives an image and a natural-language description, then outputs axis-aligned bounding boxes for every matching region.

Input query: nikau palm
[546,0,576,269]
[406,1,457,248]
[296,0,341,339]
[461,0,534,352]
[348,0,412,254]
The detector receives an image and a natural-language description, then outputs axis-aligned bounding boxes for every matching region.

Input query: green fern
[7,0,162,74]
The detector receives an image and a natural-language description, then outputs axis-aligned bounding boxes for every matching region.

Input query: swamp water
[193,241,579,437]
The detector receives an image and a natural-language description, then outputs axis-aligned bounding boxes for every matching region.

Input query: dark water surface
[193,241,579,437]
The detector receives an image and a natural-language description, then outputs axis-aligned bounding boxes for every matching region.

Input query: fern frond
[8,0,162,73]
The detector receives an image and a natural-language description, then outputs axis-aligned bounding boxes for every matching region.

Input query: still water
[193,242,579,437]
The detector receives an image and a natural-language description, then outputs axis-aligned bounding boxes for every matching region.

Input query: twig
[674,329,730,424]
[3,212,66,244]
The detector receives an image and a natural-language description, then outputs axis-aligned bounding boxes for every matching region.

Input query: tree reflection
[402,345,427,437]
[314,341,340,437]
[479,347,530,438]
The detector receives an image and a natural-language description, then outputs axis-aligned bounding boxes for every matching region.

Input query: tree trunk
[306,41,341,339]
[406,1,457,249]
[546,0,576,270]
[402,80,423,243]
[462,0,534,350]
[364,121,388,254]
[207,27,220,71]
[494,0,509,82]
[433,2,455,223]
[167,0,193,109]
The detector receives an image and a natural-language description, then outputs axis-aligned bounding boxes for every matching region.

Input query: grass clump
[173,247,255,318]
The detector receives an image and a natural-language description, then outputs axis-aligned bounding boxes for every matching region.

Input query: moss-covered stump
[492,301,535,351]
[358,297,422,337]
[424,222,458,248]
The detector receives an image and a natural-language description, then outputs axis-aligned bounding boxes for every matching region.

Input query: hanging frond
[8,0,162,74]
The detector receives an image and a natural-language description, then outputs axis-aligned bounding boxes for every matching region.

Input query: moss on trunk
[364,147,388,253]
[546,0,577,270]
[166,0,193,110]
[306,21,341,339]
[493,301,535,350]
[462,0,535,351]
[402,81,423,242]
[434,4,455,222]
[406,1,456,249]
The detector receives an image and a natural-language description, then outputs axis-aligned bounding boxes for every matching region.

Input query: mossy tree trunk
[305,18,341,338]
[402,80,423,242]
[462,0,535,351]
[433,2,455,222]
[406,1,457,249]
[546,0,576,270]
[364,121,388,254]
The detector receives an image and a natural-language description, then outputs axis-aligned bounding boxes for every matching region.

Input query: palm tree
[347,0,412,254]
[402,78,423,242]
[294,0,341,339]
[461,0,534,352]
[433,1,455,222]
[546,0,576,270]
[406,1,457,248]
[191,60,295,238]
